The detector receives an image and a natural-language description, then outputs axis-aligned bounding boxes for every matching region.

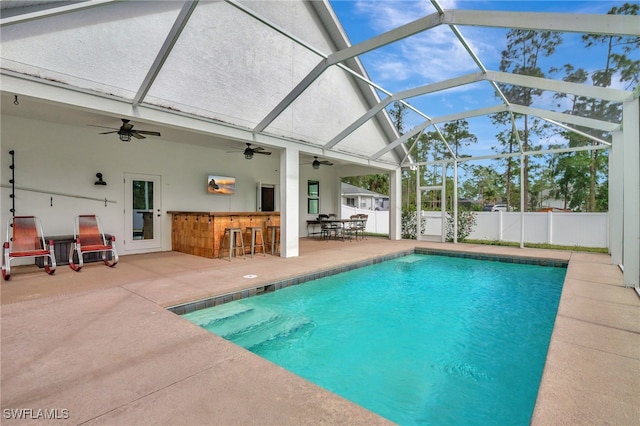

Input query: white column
[440,165,446,243]
[280,147,299,258]
[520,154,525,248]
[609,131,623,266]
[453,161,458,243]
[622,96,639,288]
[388,168,402,240]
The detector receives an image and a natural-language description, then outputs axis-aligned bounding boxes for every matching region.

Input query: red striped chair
[69,215,118,271]
[2,216,56,280]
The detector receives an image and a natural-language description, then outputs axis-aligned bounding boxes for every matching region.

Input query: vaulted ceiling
[1,0,638,170]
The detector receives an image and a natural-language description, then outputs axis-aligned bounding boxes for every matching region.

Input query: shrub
[446,210,477,242]
[401,208,426,239]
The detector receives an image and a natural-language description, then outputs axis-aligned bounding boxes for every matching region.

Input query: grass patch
[463,239,609,253]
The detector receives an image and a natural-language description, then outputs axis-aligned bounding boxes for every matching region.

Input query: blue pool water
[182,254,566,425]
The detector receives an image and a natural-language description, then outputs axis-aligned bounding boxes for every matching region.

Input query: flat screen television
[207,175,236,195]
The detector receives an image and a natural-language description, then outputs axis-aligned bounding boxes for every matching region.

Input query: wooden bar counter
[168,211,280,258]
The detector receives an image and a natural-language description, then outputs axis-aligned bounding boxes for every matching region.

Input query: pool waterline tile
[167,247,567,314]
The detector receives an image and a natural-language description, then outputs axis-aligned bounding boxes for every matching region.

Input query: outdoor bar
[168,211,280,258]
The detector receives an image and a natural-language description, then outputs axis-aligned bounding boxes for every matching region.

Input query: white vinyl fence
[341,207,608,248]
[463,211,608,248]
[341,205,389,235]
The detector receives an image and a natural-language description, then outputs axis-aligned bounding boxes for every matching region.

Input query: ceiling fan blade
[99,130,118,134]
[254,151,271,155]
[320,160,333,165]
[121,123,134,131]
[131,132,146,139]
[135,130,161,136]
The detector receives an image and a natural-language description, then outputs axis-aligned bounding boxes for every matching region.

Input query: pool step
[204,307,280,338]
[235,316,314,351]
[199,306,314,350]
[182,303,254,328]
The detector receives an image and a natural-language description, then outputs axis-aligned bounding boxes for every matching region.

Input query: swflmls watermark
[3,408,69,420]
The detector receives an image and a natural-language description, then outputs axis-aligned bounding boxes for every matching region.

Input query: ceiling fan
[92,119,161,142]
[238,143,272,159]
[306,156,333,169]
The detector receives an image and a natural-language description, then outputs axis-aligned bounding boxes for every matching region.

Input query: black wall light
[95,173,107,186]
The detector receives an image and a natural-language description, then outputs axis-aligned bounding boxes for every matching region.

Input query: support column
[280,147,299,258]
[453,161,458,243]
[520,154,525,248]
[609,131,623,266]
[622,96,639,288]
[389,168,402,240]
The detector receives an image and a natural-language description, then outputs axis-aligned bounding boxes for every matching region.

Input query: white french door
[124,173,162,252]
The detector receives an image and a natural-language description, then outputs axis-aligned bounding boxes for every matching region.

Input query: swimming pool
[182,253,566,425]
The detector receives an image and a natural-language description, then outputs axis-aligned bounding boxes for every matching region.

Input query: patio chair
[2,216,56,280]
[320,214,344,241]
[344,214,361,241]
[355,214,368,240]
[69,215,118,271]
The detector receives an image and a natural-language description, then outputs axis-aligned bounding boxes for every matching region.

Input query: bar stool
[244,226,266,257]
[219,227,245,261]
[267,225,280,255]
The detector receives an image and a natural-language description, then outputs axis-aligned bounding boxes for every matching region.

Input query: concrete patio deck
[1,238,638,425]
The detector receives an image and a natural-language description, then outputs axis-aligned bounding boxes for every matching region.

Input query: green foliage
[445,209,477,242]
[342,175,389,196]
[401,207,425,240]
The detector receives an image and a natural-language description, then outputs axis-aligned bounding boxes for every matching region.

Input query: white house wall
[0,115,283,256]
[298,163,340,235]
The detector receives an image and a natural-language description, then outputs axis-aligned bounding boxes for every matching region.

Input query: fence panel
[469,211,608,248]
[552,213,608,247]
[341,205,389,235]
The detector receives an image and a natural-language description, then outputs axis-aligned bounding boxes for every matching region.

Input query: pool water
[183,254,566,425]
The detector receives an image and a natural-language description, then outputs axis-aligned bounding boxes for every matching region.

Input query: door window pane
[133,180,154,240]
[308,180,319,214]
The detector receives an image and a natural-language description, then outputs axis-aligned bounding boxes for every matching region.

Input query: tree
[460,165,504,204]
[496,29,562,210]
[549,3,637,211]
[441,120,477,158]
[387,101,417,211]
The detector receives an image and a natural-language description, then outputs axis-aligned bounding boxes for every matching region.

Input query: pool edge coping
[167,247,568,315]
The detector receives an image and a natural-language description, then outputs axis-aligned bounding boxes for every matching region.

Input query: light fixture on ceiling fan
[90,118,161,142]
[310,156,333,169]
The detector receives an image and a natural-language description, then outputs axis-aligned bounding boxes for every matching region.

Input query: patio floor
[1,238,638,425]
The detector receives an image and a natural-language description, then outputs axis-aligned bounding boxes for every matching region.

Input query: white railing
[341,205,389,235]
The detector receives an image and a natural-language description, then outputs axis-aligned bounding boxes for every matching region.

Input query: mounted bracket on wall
[8,150,15,217]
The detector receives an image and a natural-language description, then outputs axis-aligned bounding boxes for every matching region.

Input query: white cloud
[348,1,502,88]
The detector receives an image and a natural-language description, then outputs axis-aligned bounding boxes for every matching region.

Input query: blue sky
[327,0,636,164]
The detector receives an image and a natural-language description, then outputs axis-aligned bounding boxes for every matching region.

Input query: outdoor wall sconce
[95,173,107,186]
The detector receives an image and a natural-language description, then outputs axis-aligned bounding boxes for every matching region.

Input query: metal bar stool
[244,226,266,258]
[267,225,280,255]
[219,225,245,261]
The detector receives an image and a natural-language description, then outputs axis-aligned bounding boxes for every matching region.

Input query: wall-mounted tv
[207,175,236,195]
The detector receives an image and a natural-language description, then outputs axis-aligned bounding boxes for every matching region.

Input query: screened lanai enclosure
[1,1,638,290]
